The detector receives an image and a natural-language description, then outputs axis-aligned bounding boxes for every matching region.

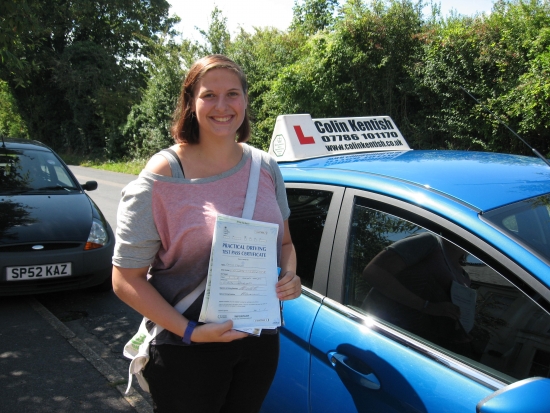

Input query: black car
[0,138,114,295]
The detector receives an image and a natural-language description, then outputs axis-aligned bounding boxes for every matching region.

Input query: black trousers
[143,333,280,413]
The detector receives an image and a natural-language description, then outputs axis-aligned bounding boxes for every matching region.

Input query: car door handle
[328,351,381,390]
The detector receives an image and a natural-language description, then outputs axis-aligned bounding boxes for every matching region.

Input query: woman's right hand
[423,301,461,320]
[190,320,249,343]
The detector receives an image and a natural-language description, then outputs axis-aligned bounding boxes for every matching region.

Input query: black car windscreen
[0,149,77,193]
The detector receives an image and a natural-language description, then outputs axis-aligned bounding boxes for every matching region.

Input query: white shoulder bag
[123,145,262,394]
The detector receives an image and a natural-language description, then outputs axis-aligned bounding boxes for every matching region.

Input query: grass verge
[60,153,147,176]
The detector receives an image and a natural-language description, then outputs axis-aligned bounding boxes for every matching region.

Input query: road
[68,165,137,232]
[1,167,153,412]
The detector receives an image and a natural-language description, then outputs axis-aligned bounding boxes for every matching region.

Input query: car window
[482,195,550,262]
[344,201,550,383]
[287,188,333,289]
[0,149,76,193]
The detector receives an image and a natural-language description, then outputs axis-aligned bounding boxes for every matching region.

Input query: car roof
[279,149,550,212]
[2,137,52,151]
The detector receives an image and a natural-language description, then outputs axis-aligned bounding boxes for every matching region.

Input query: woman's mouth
[212,115,233,123]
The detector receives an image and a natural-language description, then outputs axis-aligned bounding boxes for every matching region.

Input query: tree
[197,7,231,56]
[271,0,424,139]
[0,0,40,88]
[122,37,190,158]
[0,80,28,138]
[291,0,340,35]
[491,0,550,156]
[0,0,178,154]
[411,0,550,155]
[230,27,306,149]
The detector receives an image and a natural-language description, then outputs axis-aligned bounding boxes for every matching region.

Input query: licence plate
[6,263,72,281]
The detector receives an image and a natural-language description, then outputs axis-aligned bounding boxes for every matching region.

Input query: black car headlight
[84,218,109,250]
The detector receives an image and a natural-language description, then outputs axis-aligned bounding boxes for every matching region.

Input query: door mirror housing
[477,377,550,413]
[81,180,98,191]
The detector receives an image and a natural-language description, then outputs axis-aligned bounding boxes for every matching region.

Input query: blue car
[261,114,550,413]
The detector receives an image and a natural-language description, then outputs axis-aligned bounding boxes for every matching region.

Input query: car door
[308,189,550,412]
[261,184,344,413]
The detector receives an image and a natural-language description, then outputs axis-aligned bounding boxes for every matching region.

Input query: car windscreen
[0,149,78,194]
[482,194,550,263]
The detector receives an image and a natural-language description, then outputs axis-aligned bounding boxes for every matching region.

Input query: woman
[112,54,301,413]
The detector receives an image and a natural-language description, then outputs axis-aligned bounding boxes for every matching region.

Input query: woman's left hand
[276,271,301,301]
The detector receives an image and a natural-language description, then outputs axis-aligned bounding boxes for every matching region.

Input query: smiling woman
[112,54,301,413]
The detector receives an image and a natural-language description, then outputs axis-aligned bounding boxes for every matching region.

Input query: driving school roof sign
[268,114,410,162]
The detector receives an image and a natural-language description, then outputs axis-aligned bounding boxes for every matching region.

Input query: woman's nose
[215,96,227,110]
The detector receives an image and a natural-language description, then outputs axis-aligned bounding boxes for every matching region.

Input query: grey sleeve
[263,152,291,220]
[112,174,161,268]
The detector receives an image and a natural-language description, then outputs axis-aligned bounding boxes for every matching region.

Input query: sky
[169,0,497,41]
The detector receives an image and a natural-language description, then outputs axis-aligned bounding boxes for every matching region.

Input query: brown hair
[171,54,250,144]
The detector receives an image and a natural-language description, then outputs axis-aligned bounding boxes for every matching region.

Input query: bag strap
[157,149,185,178]
[163,148,185,177]
[147,276,208,339]
[242,144,262,220]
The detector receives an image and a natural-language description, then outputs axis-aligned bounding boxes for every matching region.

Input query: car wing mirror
[81,180,98,191]
[477,377,550,413]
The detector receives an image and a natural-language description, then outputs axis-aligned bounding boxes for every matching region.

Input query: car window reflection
[362,232,475,354]
[0,199,37,242]
[0,149,77,194]
[345,202,550,383]
[483,195,550,262]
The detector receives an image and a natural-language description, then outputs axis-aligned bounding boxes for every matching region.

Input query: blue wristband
[182,320,197,345]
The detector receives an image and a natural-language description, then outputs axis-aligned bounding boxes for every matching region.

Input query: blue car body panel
[309,306,491,413]
[281,150,550,213]
[261,293,321,413]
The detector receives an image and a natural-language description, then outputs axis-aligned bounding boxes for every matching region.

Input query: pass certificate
[199,214,281,332]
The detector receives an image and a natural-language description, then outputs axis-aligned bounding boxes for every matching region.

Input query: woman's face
[191,68,247,142]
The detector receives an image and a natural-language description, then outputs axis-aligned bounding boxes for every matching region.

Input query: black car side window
[344,202,550,383]
[286,188,333,289]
